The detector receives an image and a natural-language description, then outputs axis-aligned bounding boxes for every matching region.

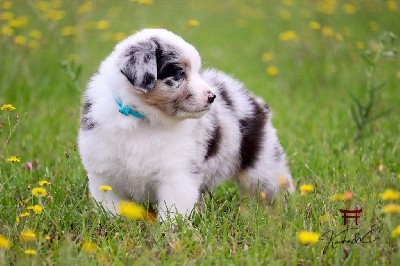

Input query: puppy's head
[115,29,215,119]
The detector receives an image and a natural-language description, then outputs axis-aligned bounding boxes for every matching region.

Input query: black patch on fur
[158,63,181,80]
[143,53,152,64]
[82,99,92,115]
[239,98,268,169]
[165,79,174,86]
[152,38,181,80]
[141,72,155,89]
[81,116,98,131]
[214,82,233,109]
[205,124,221,160]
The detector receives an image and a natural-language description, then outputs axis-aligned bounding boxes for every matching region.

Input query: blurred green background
[1,0,400,263]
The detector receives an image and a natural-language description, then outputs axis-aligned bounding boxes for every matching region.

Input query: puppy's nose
[207,91,216,104]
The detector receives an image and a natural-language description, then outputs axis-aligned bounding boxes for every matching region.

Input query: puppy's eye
[174,71,186,80]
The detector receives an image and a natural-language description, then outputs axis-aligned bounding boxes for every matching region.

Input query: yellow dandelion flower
[186,19,200,27]
[316,0,337,15]
[266,66,279,76]
[29,29,42,39]
[299,184,314,192]
[38,180,51,186]
[335,33,344,42]
[299,184,314,196]
[342,3,357,14]
[45,10,65,21]
[34,1,49,11]
[95,20,109,30]
[13,35,26,46]
[119,201,147,220]
[24,249,37,255]
[1,104,16,110]
[279,9,291,20]
[78,1,93,13]
[27,205,43,214]
[32,187,47,198]
[6,156,20,163]
[99,185,112,191]
[310,21,321,30]
[131,0,154,5]
[387,0,398,12]
[281,0,293,6]
[0,11,14,20]
[297,231,320,244]
[0,25,13,36]
[19,212,30,218]
[262,52,274,62]
[2,1,12,9]
[279,31,298,41]
[379,189,399,200]
[9,16,28,28]
[383,204,400,214]
[321,26,334,37]
[16,217,20,224]
[0,234,11,250]
[319,213,331,222]
[331,191,353,201]
[391,225,400,238]
[355,41,365,50]
[61,26,77,36]
[113,32,126,42]
[330,193,344,201]
[82,240,98,254]
[44,235,51,241]
[20,230,36,242]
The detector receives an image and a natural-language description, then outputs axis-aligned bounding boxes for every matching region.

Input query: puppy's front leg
[156,177,200,221]
[88,174,121,215]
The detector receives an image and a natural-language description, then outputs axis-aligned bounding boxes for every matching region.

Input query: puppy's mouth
[178,105,211,118]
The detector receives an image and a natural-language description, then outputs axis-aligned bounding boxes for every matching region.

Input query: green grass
[1,0,400,264]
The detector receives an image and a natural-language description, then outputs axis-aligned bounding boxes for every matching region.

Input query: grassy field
[1,0,400,264]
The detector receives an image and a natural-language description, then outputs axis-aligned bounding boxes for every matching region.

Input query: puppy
[78,29,294,220]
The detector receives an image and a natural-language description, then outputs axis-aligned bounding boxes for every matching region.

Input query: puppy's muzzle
[207,91,216,104]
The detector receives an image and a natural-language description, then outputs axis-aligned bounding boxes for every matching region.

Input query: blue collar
[114,98,146,119]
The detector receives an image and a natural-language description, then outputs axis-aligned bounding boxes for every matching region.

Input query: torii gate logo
[339,208,363,226]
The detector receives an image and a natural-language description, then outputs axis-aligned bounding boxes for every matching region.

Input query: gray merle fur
[81,98,98,131]
[120,41,157,91]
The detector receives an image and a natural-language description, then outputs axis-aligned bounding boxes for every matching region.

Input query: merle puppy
[78,29,294,220]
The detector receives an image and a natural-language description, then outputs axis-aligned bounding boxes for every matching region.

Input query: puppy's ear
[120,41,157,92]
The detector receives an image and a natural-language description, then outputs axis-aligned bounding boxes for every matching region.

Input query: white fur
[78,29,294,220]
